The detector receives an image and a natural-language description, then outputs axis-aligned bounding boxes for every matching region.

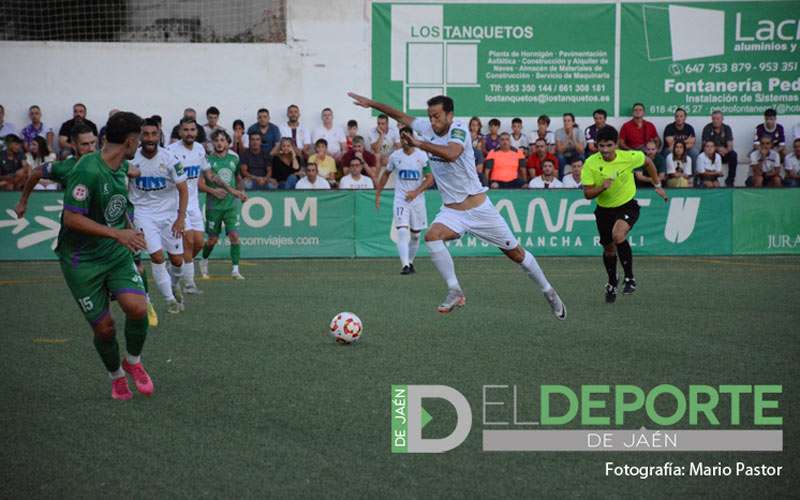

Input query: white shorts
[133,214,183,256]
[393,198,428,231]
[185,206,204,232]
[432,198,517,250]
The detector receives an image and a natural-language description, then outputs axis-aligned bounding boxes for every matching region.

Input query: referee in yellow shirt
[581,126,668,303]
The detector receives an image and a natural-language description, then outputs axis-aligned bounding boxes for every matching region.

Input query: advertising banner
[732,189,800,254]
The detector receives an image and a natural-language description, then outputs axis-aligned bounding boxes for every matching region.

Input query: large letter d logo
[393,385,472,453]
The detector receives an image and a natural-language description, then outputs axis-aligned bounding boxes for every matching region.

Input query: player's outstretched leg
[408,230,421,273]
[117,292,153,397]
[424,224,464,313]
[229,231,243,280]
[504,246,566,320]
[397,226,412,274]
[150,252,182,314]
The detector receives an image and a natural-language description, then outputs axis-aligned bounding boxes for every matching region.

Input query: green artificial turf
[1,256,798,498]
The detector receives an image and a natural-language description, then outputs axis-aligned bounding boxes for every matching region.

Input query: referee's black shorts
[594,199,640,246]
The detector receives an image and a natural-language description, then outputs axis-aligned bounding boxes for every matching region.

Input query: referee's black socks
[603,253,618,287]
[616,240,634,280]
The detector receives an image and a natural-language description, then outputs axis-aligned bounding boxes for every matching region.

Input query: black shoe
[623,278,637,295]
[409,263,416,274]
[401,265,412,275]
[605,283,617,303]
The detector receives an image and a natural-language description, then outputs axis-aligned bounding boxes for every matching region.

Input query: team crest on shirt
[72,184,88,201]
[219,169,234,185]
[104,194,128,224]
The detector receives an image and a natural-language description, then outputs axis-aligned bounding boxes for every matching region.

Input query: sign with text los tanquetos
[372,2,615,116]
[620,1,800,116]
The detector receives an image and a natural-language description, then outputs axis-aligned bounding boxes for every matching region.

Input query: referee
[581,126,668,303]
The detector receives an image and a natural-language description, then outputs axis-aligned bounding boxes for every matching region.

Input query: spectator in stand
[25,136,58,190]
[528,159,563,189]
[0,135,30,190]
[468,116,484,153]
[240,132,272,190]
[21,105,54,152]
[345,119,359,151]
[562,159,583,188]
[619,102,659,151]
[635,140,666,188]
[748,135,782,187]
[701,110,738,187]
[695,139,724,188]
[58,103,99,157]
[295,162,331,190]
[231,119,248,155]
[783,138,800,187]
[484,118,501,154]
[526,138,559,179]
[485,132,526,189]
[531,114,556,154]
[170,108,207,144]
[312,108,347,160]
[340,136,377,180]
[663,107,696,161]
[271,137,301,189]
[278,104,312,159]
[555,112,585,179]
[203,106,226,152]
[339,157,375,189]
[585,108,608,154]
[247,108,281,156]
[97,108,120,149]
[308,138,338,187]
[753,108,786,158]
[369,113,400,167]
[666,140,692,188]
[509,117,529,155]
[0,104,18,140]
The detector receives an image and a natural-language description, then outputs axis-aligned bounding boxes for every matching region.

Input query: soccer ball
[329,312,363,344]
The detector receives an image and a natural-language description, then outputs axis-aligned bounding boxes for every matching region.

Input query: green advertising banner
[733,190,800,254]
[0,191,355,260]
[4,190,799,260]
[355,189,732,257]
[371,2,615,116]
[621,1,800,116]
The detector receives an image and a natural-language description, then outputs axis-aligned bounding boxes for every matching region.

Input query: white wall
[0,0,797,185]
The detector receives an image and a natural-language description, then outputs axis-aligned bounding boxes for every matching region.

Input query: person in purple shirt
[753,108,786,157]
[21,105,55,152]
[584,108,608,154]
[483,118,501,154]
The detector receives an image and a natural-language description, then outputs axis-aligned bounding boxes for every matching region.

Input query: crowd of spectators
[1,101,799,192]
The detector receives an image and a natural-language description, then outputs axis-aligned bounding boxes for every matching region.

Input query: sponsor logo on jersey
[184,165,201,179]
[104,194,128,224]
[398,170,421,181]
[72,184,88,201]
[134,176,168,191]
[450,128,466,142]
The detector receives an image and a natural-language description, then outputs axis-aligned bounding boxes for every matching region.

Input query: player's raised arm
[348,92,415,128]
[401,130,463,163]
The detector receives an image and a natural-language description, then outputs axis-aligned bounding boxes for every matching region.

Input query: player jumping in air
[197,130,248,279]
[581,125,668,303]
[349,92,565,318]
[375,126,434,274]
[56,111,153,400]
[128,117,189,314]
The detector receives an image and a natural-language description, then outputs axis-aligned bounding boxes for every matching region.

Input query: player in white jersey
[167,118,239,294]
[349,92,565,319]
[129,117,188,314]
[375,126,434,274]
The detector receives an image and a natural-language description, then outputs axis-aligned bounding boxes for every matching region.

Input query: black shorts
[594,199,640,246]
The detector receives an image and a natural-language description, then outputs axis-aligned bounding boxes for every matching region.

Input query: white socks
[151,262,175,301]
[182,260,196,286]
[126,353,141,365]
[232,264,239,274]
[426,240,461,290]
[109,367,125,379]
[168,262,182,286]
[520,250,552,292]
[397,227,411,267]
[409,232,421,263]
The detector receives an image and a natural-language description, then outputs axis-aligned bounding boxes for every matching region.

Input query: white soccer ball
[329,312,363,344]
